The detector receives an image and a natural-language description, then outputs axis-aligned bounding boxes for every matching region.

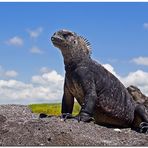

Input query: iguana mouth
[51,33,65,47]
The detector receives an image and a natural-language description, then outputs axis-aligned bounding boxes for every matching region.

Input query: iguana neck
[64,55,91,71]
[61,48,90,65]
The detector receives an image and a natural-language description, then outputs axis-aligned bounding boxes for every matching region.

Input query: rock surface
[127,85,148,108]
[0,105,148,146]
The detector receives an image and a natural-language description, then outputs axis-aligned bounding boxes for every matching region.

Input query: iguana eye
[73,40,77,44]
[63,32,73,39]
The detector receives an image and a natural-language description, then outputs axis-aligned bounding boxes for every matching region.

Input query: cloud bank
[0,69,64,104]
[103,64,148,96]
[0,64,148,105]
[132,56,148,66]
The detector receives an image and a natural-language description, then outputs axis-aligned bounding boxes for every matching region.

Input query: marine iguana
[51,29,148,133]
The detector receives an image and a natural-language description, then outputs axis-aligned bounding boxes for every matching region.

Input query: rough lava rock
[0,105,148,146]
[127,85,148,109]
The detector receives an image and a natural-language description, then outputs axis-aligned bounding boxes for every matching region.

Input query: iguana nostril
[51,36,55,41]
[51,37,55,41]
[51,32,57,41]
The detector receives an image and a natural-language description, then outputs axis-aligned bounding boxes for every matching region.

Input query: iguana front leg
[74,68,97,122]
[75,88,97,122]
[61,80,74,121]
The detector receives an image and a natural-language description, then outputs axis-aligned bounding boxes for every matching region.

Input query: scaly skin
[127,85,148,108]
[51,29,148,133]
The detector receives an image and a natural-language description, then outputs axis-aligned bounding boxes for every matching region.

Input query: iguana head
[51,29,91,63]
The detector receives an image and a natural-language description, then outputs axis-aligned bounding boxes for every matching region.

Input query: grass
[28,102,81,116]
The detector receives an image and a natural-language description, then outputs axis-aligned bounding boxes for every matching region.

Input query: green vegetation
[28,102,81,116]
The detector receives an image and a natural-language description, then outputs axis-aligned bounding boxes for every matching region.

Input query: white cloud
[120,70,148,87]
[32,70,63,87]
[5,70,18,78]
[0,66,18,78]
[0,64,148,105]
[40,67,51,73]
[121,70,148,96]
[143,23,148,30]
[30,46,43,54]
[132,56,148,66]
[0,70,64,104]
[6,36,23,46]
[104,64,148,96]
[0,80,33,101]
[27,27,43,38]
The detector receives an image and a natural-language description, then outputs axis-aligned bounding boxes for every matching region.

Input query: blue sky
[0,2,148,104]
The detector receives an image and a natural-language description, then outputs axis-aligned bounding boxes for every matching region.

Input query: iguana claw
[139,122,148,134]
[60,113,73,121]
[74,112,94,122]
